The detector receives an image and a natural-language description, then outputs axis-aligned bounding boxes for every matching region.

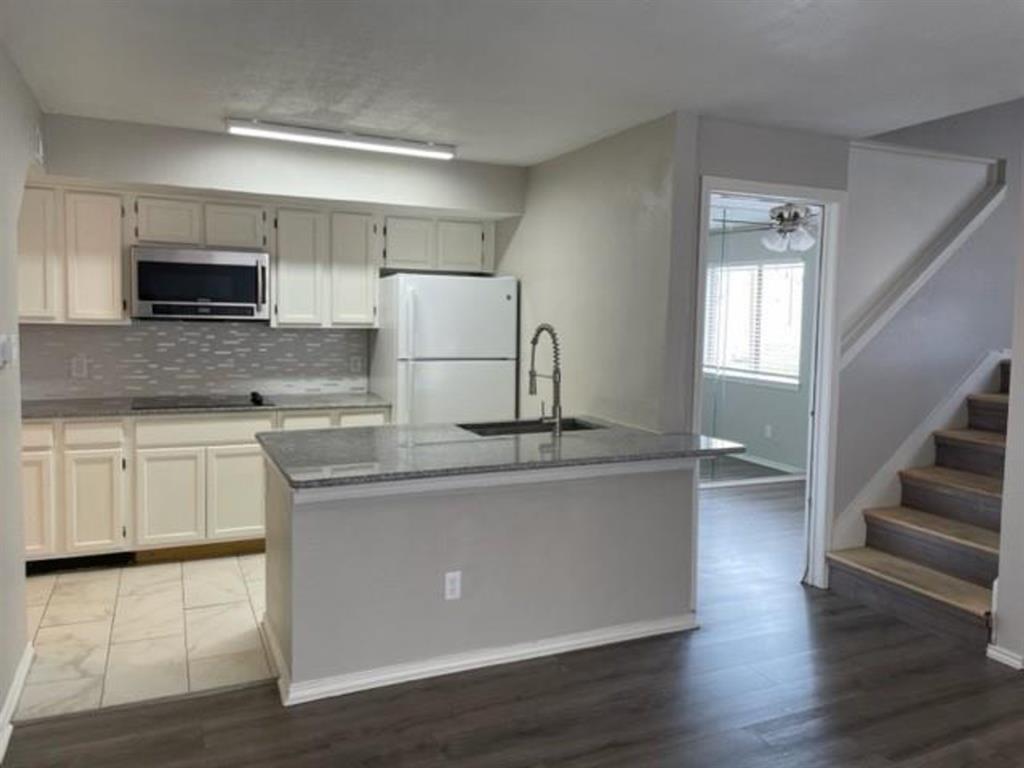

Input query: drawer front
[136,415,275,447]
[339,410,388,428]
[65,421,125,447]
[280,411,336,431]
[22,423,55,450]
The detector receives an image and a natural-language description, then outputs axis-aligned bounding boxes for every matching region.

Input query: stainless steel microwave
[131,247,269,321]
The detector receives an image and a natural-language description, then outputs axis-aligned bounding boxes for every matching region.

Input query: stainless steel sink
[457,418,602,437]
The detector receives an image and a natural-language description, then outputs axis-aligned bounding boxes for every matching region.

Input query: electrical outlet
[763,424,774,440]
[349,355,364,374]
[70,354,89,380]
[444,570,462,601]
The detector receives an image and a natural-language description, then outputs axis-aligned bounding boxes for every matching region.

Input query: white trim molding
[987,644,1024,670]
[0,643,34,764]
[695,175,846,591]
[841,148,1005,369]
[269,614,697,707]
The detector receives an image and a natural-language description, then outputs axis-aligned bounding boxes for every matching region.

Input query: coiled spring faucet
[528,323,563,437]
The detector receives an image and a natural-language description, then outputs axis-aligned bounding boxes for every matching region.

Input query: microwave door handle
[259,265,267,308]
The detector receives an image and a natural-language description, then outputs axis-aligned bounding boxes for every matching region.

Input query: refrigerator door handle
[405,286,417,424]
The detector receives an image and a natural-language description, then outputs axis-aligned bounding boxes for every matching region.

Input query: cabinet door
[65,448,125,553]
[136,447,206,546]
[280,411,335,430]
[18,187,62,321]
[330,212,377,326]
[206,445,265,540]
[65,191,124,322]
[276,209,327,326]
[384,217,434,270]
[437,221,485,272]
[22,450,57,557]
[205,203,265,249]
[135,197,202,244]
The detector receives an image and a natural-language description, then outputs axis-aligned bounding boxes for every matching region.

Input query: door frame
[693,175,846,589]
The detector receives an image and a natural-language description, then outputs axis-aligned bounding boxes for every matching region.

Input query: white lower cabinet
[136,447,207,546]
[22,407,389,558]
[22,450,57,557]
[65,448,126,554]
[206,444,265,540]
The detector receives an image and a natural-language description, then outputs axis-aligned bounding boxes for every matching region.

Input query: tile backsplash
[20,322,370,400]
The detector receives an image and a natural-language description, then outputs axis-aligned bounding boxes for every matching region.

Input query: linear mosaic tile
[20,322,369,399]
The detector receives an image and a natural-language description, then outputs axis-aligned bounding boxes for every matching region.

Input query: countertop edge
[264,443,744,491]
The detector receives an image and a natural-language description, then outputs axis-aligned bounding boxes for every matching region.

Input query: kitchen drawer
[22,422,55,450]
[64,421,125,447]
[136,415,275,447]
[339,410,388,428]
[280,411,335,431]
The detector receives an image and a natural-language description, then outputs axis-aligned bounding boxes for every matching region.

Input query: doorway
[694,177,844,588]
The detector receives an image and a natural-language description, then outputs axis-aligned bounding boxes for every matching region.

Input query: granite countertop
[256,416,744,489]
[21,392,390,420]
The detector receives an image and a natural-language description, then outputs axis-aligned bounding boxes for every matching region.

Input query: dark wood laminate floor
[8,483,1024,767]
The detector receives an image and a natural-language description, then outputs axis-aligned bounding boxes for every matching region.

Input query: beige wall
[497,115,678,431]
[42,115,526,217]
[0,42,40,737]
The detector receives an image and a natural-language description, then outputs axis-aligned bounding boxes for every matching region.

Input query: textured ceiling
[3,0,1024,165]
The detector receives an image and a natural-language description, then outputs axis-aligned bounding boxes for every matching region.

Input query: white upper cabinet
[330,212,377,326]
[384,217,434,270]
[205,203,266,249]
[17,187,62,322]
[437,220,485,272]
[275,209,328,326]
[65,191,125,322]
[135,197,202,244]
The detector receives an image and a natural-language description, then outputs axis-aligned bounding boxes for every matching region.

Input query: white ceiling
[3,0,1024,166]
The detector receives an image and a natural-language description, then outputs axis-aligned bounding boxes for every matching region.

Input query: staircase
[828,359,1009,646]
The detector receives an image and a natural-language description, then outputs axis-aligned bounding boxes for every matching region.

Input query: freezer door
[396,360,516,425]
[397,274,517,359]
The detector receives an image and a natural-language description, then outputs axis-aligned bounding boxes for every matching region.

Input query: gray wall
[43,115,526,217]
[833,99,1023,516]
[20,323,369,400]
[0,43,40,733]
[497,115,678,431]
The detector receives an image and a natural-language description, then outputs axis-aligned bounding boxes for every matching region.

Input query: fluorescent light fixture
[225,118,456,160]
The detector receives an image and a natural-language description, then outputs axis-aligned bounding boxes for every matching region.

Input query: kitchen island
[257,417,742,706]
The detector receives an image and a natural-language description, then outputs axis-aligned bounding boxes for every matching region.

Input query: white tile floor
[18,554,272,720]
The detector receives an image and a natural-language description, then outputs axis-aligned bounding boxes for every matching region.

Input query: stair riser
[900,479,1001,532]
[865,521,997,587]
[934,440,1005,479]
[968,402,1007,434]
[828,564,990,647]
[1001,360,1011,394]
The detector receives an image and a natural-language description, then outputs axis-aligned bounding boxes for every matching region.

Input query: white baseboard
[273,613,697,707]
[832,349,1009,551]
[987,644,1023,670]
[0,643,34,765]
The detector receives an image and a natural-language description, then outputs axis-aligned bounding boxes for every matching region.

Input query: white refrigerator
[370,274,518,425]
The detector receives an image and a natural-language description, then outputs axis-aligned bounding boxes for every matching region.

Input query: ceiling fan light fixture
[761,229,789,252]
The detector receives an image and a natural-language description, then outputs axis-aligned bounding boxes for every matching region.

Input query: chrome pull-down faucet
[528,323,562,437]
